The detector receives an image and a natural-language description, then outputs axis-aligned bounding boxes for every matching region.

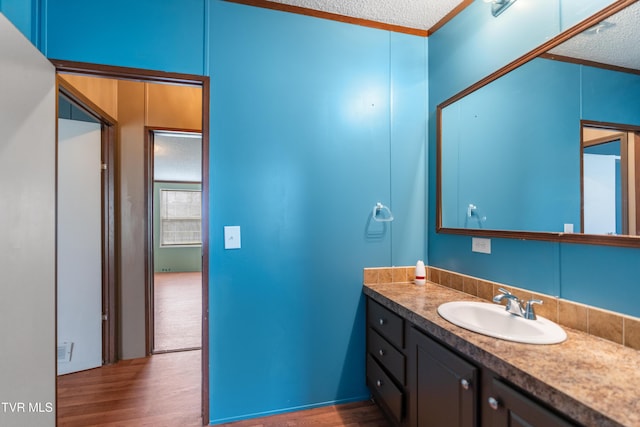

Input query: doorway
[149,130,203,353]
[581,121,640,236]
[53,60,210,424]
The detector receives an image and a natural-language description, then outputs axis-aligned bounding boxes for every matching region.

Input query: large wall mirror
[437,0,640,247]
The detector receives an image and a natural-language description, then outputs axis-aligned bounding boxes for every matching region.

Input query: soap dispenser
[414,260,426,286]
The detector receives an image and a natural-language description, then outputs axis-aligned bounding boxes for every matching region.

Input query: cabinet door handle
[378,349,385,357]
[378,318,386,326]
[488,397,500,411]
[460,379,470,390]
[376,380,382,388]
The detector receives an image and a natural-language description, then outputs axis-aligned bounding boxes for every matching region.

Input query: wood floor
[57,350,202,427]
[154,272,202,352]
[59,271,388,426]
[220,400,391,427]
[57,349,389,427]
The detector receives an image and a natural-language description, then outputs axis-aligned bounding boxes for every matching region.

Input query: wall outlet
[472,237,491,254]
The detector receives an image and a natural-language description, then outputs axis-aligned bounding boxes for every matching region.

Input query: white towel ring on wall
[372,202,394,222]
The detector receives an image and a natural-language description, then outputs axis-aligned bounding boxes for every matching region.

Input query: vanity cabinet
[366,299,406,425]
[365,296,579,427]
[407,326,478,427]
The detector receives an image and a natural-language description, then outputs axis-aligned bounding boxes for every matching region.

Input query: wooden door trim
[52,60,211,426]
[634,133,640,235]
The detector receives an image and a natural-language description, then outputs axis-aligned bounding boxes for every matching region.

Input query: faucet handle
[493,288,518,303]
[497,287,512,296]
[523,299,543,320]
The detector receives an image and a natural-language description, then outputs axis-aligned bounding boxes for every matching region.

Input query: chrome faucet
[493,288,542,320]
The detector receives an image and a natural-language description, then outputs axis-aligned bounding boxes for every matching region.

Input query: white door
[57,118,103,375]
[0,12,57,427]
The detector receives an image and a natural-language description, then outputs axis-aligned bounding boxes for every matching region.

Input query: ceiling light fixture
[584,20,615,35]
[484,0,518,17]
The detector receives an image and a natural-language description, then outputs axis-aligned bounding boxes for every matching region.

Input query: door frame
[57,76,119,365]
[146,127,204,355]
[580,120,640,236]
[52,59,211,425]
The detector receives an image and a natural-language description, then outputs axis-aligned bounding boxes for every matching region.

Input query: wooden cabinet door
[407,327,478,427]
[487,379,575,427]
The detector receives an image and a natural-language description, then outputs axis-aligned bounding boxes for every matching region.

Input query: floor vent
[57,342,73,363]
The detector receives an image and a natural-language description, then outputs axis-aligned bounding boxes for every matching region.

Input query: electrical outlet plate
[472,237,491,254]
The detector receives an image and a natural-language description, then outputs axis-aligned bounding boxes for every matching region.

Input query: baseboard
[208,394,372,425]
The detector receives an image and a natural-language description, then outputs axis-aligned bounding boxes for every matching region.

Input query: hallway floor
[57,349,389,426]
[154,271,202,352]
[57,350,202,426]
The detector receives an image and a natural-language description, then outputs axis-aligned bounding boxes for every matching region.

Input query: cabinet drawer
[368,327,405,385]
[368,299,404,349]
[367,354,403,423]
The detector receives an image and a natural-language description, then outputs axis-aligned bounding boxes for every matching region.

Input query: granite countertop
[363,281,640,427]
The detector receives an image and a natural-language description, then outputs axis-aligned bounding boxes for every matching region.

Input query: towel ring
[372,202,394,222]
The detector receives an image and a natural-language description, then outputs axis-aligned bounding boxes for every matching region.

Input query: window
[159,189,202,246]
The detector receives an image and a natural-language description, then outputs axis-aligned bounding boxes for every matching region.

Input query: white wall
[584,153,617,235]
[0,12,56,426]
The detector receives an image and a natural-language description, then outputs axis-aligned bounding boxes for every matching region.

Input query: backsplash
[363,266,640,352]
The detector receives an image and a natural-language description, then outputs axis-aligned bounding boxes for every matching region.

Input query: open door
[56,116,103,375]
[0,13,57,427]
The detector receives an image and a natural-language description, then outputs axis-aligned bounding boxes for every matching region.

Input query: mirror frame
[436,0,640,248]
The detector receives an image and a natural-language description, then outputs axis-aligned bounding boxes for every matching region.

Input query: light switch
[224,226,241,249]
[472,237,491,254]
[563,223,574,233]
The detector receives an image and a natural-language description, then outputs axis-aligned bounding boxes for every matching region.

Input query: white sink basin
[438,301,567,344]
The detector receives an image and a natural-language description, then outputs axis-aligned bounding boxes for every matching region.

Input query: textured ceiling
[549,1,640,71]
[154,132,202,182]
[265,0,466,32]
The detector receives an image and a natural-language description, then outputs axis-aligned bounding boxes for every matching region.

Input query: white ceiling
[265,0,467,32]
[259,0,640,71]
[549,1,640,71]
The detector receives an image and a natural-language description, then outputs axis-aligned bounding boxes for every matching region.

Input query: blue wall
[428,0,640,316]
[582,65,640,124]
[20,0,426,423]
[441,57,640,233]
[0,0,38,44]
[441,58,581,232]
[207,2,425,421]
[43,0,206,75]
